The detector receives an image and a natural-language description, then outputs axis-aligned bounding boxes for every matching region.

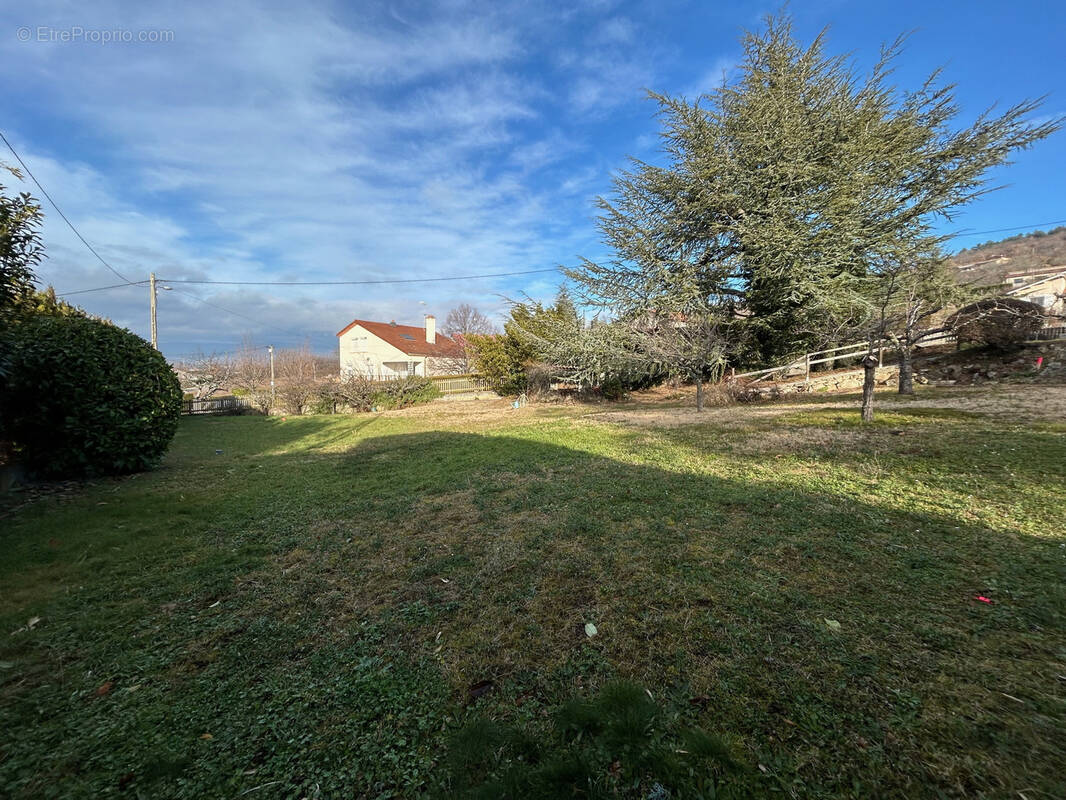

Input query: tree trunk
[695,378,704,411]
[861,354,878,422]
[898,345,915,395]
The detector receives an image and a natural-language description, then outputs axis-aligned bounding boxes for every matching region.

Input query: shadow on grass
[1,422,1063,799]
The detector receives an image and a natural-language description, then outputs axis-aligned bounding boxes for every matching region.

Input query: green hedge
[0,314,182,478]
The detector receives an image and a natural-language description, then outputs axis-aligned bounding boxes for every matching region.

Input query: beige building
[336,315,465,378]
[1006,269,1066,317]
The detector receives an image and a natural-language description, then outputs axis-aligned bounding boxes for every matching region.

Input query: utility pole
[268,345,276,404]
[149,272,158,349]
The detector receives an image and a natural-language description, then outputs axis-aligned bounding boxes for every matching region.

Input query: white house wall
[338,325,427,378]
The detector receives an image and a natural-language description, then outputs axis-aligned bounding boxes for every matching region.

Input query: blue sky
[2,0,1064,358]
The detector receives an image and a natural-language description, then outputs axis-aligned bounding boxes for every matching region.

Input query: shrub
[245,388,274,415]
[950,297,1046,349]
[0,314,182,478]
[332,373,375,412]
[308,390,337,415]
[466,333,528,395]
[371,376,441,410]
[524,362,552,399]
[276,379,315,415]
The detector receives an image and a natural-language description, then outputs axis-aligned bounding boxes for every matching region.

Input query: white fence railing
[731,324,1064,385]
[733,330,955,384]
[427,373,489,394]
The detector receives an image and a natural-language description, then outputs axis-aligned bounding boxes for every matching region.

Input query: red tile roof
[335,318,462,357]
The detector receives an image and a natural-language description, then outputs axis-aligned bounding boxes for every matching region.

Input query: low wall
[748,339,1066,396]
[749,366,898,397]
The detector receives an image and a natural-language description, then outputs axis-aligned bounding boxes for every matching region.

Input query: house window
[350,336,368,353]
[1031,295,1052,308]
[407,361,416,376]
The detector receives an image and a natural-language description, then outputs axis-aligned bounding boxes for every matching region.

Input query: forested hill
[951,225,1066,272]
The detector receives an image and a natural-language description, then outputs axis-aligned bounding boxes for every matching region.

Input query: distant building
[955,259,1066,319]
[336,315,465,378]
[1006,269,1066,317]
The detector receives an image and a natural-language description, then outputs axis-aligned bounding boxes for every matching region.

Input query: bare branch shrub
[183,353,237,400]
[275,344,317,414]
[232,341,273,413]
[949,298,1047,349]
[332,372,375,412]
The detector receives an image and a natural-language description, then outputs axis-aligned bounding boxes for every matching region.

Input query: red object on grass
[975,595,992,603]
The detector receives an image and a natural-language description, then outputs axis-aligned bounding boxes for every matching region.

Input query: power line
[157,267,563,286]
[946,218,1066,239]
[165,286,310,340]
[58,280,148,297]
[0,130,135,285]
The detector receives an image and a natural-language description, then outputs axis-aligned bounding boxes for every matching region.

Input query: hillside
[950,225,1066,283]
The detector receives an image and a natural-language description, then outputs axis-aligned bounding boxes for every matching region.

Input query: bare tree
[443,303,495,337]
[232,339,272,412]
[312,353,339,380]
[440,304,496,374]
[868,257,970,395]
[275,344,317,414]
[184,352,237,400]
[629,312,736,411]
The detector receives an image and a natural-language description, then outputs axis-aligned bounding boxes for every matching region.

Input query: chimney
[425,314,436,344]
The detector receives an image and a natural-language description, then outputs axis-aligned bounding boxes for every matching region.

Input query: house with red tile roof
[336,315,465,378]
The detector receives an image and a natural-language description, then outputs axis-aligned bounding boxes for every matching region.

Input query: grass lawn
[1,388,1064,798]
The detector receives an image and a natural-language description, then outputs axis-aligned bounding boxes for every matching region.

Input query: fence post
[804,352,810,383]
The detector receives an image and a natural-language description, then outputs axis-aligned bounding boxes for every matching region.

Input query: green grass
[1,397,1065,798]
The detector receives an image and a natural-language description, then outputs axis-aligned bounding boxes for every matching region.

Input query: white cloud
[0,0,656,355]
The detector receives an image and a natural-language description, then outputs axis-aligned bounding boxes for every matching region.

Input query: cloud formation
[3,0,673,355]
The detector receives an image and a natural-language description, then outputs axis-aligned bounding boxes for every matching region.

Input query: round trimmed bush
[950,297,1046,349]
[0,314,182,478]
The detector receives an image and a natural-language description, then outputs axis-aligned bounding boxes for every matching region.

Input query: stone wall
[749,366,898,397]
[745,340,1065,397]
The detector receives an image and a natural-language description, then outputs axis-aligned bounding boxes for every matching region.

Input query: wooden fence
[1031,325,1066,341]
[181,395,253,415]
[733,330,956,384]
[732,324,1065,385]
[427,373,489,394]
